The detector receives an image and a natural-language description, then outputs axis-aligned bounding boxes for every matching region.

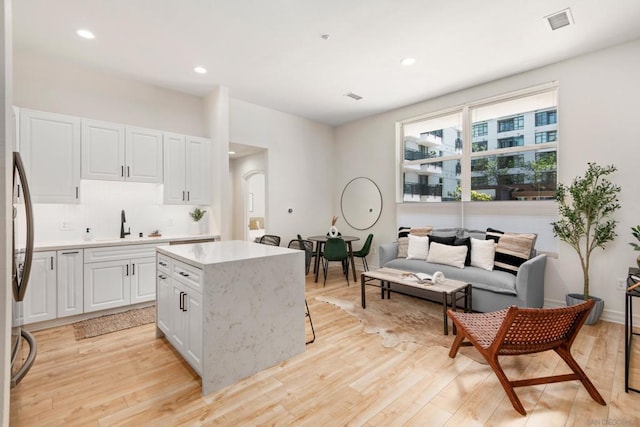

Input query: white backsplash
[29,180,208,243]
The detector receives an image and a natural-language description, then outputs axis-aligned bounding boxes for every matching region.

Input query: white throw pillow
[471,237,496,271]
[427,241,467,269]
[407,234,429,260]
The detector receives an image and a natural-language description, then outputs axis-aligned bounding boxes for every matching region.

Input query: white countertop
[157,240,300,269]
[34,234,220,252]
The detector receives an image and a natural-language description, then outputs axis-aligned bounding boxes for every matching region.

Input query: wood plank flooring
[10,268,640,426]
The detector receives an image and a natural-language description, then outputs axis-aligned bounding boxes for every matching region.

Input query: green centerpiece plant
[551,162,621,324]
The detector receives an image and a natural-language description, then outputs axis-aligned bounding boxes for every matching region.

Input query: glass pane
[403,159,461,202]
[470,149,557,201]
[403,112,462,161]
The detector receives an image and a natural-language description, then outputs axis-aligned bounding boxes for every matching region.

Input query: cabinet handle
[182,191,185,201]
[132,263,136,275]
[187,191,190,201]
[179,291,184,310]
[50,257,54,270]
[158,274,166,279]
[17,184,20,198]
[179,271,190,277]
[182,292,187,312]
[75,187,79,199]
[62,251,79,255]
[159,261,167,267]
[127,166,130,177]
[126,264,129,276]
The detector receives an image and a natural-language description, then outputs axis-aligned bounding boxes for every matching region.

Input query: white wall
[229,99,335,245]
[14,51,204,136]
[335,38,640,323]
[1,0,11,422]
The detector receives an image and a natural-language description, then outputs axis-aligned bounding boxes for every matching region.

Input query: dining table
[307,235,360,283]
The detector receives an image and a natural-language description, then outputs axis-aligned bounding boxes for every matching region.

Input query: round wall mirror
[340,177,382,230]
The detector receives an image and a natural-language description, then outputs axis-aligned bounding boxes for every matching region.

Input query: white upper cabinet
[82,120,162,183]
[163,133,211,205]
[82,119,125,181]
[125,126,163,183]
[20,109,81,203]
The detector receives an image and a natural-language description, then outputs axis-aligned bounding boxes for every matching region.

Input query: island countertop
[156,240,298,269]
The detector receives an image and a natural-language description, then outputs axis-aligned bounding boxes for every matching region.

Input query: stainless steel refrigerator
[11,151,36,387]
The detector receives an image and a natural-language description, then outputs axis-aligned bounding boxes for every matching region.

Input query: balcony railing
[404,182,443,197]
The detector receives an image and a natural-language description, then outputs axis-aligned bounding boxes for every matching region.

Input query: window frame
[397,82,558,203]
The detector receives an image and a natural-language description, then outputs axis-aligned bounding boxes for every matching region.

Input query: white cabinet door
[184,289,203,373]
[20,109,81,203]
[81,119,125,181]
[126,127,163,183]
[84,260,130,312]
[163,133,187,204]
[56,249,84,318]
[170,283,187,351]
[163,133,211,205]
[185,136,211,205]
[130,256,156,304]
[156,272,172,335]
[22,251,57,325]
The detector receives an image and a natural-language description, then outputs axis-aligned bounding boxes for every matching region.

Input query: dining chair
[287,238,313,275]
[352,233,373,272]
[259,234,281,246]
[322,237,350,286]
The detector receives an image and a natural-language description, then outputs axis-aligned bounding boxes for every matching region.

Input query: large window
[399,85,558,202]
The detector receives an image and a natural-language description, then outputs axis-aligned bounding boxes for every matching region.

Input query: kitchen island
[156,240,306,395]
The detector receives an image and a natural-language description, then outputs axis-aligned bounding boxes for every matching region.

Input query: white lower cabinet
[84,244,158,313]
[156,255,203,374]
[20,251,57,325]
[130,256,157,304]
[56,249,84,318]
[84,260,130,312]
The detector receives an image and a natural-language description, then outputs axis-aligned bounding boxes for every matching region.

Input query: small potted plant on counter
[189,208,207,235]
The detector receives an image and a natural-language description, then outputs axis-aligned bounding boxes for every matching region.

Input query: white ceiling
[12,0,640,126]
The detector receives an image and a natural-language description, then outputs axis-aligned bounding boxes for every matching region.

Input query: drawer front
[157,253,171,272]
[171,259,202,293]
[84,243,159,263]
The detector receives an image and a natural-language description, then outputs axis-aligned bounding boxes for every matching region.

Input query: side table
[625,267,640,393]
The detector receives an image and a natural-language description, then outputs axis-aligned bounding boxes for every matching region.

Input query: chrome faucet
[120,210,130,238]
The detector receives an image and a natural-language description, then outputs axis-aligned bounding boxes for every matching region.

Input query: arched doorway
[244,171,265,241]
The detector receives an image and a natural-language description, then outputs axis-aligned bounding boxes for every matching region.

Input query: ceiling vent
[345,92,363,101]
[545,8,574,31]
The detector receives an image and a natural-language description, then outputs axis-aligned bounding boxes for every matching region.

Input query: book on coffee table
[401,272,432,284]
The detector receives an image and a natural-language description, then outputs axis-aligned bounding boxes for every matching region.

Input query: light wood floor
[10,268,640,426]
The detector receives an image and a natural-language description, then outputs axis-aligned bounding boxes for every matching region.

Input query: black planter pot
[565,293,604,325]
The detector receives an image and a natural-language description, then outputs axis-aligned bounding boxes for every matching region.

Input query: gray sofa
[378,228,546,313]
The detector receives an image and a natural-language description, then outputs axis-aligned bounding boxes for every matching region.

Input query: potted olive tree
[551,162,621,324]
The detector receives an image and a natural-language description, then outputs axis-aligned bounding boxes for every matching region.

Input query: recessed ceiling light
[194,66,207,74]
[401,57,416,66]
[228,151,236,155]
[76,29,95,40]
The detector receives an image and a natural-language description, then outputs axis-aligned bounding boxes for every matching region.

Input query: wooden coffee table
[360,267,472,335]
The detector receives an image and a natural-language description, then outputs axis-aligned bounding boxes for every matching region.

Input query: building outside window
[535,110,557,126]
[472,122,488,137]
[399,85,557,202]
[497,115,524,132]
[535,130,557,143]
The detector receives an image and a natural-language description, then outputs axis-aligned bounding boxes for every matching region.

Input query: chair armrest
[515,254,547,308]
[379,242,399,267]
